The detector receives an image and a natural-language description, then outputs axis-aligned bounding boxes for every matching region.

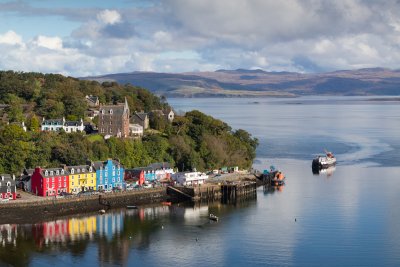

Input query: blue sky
[1,0,400,76]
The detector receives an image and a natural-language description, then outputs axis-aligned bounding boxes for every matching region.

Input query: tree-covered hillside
[0,71,258,175]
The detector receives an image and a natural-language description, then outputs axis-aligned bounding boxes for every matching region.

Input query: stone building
[98,98,130,138]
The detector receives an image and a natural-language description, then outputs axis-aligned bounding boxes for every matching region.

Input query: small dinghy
[209,213,219,221]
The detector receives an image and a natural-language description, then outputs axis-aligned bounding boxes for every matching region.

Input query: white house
[41,117,84,133]
[173,171,208,186]
[129,123,144,137]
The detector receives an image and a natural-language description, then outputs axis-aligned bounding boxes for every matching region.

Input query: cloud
[0,30,23,45]
[97,9,121,25]
[2,0,400,75]
[33,36,63,50]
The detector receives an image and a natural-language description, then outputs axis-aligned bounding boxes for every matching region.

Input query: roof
[0,174,12,180]
[39,168,69,177]
[42,118,64,125]
[147,162,172,170]
[99,98,129,117]
[86,95,99,104]
[65,165,94,173]
[91,159,122,170]
[134,112,148,121]
[64,120,83,126]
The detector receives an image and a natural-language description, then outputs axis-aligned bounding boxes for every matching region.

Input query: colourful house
[92,159,124,191]
[0,174,16,200]
[124,168,145,186]
[31,167,69,197]
[66,165,96,194]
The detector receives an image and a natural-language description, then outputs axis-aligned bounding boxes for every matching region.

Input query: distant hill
[82,68,400,97]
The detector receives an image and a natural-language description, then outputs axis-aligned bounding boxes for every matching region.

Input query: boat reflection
[263,184,285,194]
[312,165,336,177]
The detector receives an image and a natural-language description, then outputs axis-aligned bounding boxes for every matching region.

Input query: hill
[82,68,400,97]
[0,71,258,174]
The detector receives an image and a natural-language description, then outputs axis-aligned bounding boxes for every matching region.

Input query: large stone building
[98,98,130,138]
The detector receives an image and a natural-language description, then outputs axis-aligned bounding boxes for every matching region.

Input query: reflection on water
[0,198,257,267]
[312,166,336,177]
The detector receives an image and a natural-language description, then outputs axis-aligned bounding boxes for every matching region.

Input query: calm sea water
[1,96,400,267]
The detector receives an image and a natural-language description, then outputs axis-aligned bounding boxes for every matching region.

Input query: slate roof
[147,162,172,170]
[42,118,64,125]
[133,112,148,121]
[40,168,69,177]
[91,160,122,171]
[65,165,94,174]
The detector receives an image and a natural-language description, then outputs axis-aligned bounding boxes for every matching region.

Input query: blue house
[92,159,125,191]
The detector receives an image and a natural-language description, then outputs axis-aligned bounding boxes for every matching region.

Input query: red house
[31,167,69,197]
[124,169,145,186]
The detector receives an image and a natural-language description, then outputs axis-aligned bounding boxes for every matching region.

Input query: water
[1,96,400,266]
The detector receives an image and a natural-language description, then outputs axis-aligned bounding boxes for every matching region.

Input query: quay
[0,173,259,224]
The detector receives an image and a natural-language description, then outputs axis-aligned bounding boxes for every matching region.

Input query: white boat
[312,151,336,170]
[209,213,219,221]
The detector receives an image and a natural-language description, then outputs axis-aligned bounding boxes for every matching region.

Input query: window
[61,170,64,175]
[101,109,105,114]
[89,167,92,172]
[50,171,54,176]
[110,109,113,114]
[72,182,74,186]
[56,170,59,175]
[7,181,11,186]
[112,166,115,170]
[45,170,48,176]
[71,168,74,174]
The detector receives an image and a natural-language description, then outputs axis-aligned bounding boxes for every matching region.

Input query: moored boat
[126,205,138,209]
[209,213,219,221]
[312,151,336,170]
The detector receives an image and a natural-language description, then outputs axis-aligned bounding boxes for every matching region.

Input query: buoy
[295,218,297,222]
[161,225,164,229]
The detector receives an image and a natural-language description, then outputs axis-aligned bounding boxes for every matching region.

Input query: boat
[257,166,286,186]
[270,171,285,186]
[126,205,138,209]
[209,213,219,221]
[99,209,106,214]
[161,201,172,206]
[312,151,336,170]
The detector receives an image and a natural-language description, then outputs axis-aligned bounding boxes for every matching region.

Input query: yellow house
[66,165,96,194]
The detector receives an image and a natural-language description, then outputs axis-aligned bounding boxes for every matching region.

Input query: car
[16,193,21,198]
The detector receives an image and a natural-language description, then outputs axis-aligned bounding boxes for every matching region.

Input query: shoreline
[0,173,258,224]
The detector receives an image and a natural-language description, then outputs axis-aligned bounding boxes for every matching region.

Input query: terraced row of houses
[30,159,125,196]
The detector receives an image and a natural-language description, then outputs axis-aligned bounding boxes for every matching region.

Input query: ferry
[312,151,336,170]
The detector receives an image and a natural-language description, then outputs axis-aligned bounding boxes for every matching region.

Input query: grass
[86,134,103,142]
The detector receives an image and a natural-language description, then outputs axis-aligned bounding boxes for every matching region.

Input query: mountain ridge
[82,68,400,97]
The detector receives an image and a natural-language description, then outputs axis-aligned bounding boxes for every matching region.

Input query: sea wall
[0,188,167,224]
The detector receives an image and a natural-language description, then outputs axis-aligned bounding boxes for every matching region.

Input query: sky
[1,0,400,77]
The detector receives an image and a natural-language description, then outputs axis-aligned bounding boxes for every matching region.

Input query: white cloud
[2,1,400,75]
[97,9,121,25]
[0,30,23,45]
[32,36,63,50]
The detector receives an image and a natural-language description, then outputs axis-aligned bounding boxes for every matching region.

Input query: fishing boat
[126,205,138,209]
[99,209,106,214]
[312,151,336,170]
[209,213,219,221]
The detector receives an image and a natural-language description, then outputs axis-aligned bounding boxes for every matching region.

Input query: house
[165,109,175,122]
[64,119,84,133]
[85,95,100,107]
[18,168,34,192]
[41,117,84,133]
[41,118,64,132]
[124,169,145,186]
[129,123,143,137]
[85,109,99,120]
[131,112,149,130]
[98,98,130,138]
[0,174,16,200]
[66,165,96,194]
[149,109,175,123]
[92,159,124,191]
[147,162,175,181]
[31,167,69,197]
[172,171,209,186]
